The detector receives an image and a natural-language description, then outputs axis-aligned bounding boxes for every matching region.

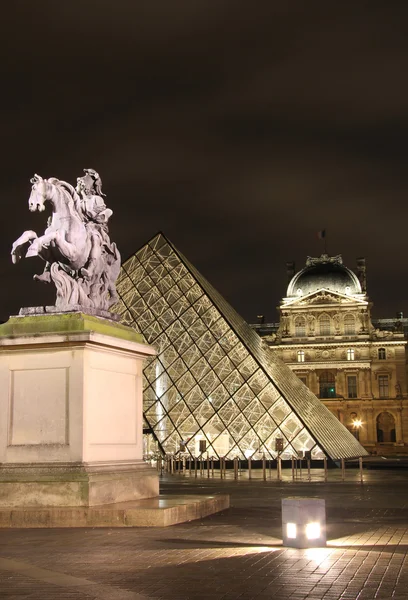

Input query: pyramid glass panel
[116,233,368,460]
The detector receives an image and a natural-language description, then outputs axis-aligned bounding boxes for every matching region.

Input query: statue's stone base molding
[0,312,158,509]
[19,305,121,322]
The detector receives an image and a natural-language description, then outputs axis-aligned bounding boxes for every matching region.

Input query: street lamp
[351,416,362,441]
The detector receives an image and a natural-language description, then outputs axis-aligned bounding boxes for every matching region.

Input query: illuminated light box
[282,497,326,548]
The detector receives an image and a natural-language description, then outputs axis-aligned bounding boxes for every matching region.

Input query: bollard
[234,457,238,480]
[282,497,326,548]
[262,454,266,481]
[200,456,204,477]
[359,456,363,483]
[182,456,186,474]
[194,457,198,478]
[341,458,345,481]
[269,459,272,479]
[307,459,311,482]
[189,457,192,476]
[323,456,328,481]
[248,456,252,480]
[211,457,214,478]
[171,456,174,474]
[277,456,282,481]
[207,456,210,478]
[220,457,223,479]
[299,458,302,480]
[291,457,295,481]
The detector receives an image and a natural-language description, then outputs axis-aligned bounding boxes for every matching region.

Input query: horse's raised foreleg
[11,230,38,263]
[26,231,58,258]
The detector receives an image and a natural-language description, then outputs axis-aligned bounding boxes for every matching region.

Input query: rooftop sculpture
[11,169,121,312]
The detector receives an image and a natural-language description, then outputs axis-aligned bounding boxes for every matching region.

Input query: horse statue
[11,172,121,311]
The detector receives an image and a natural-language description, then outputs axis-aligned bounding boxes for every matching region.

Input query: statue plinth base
[0,312,158,508]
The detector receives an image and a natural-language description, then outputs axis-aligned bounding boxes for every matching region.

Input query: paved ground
[2,468,408,600]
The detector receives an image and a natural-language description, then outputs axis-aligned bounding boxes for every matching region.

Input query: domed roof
[287,254,362,298]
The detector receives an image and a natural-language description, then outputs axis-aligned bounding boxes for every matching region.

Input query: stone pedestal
[0,313,158,507]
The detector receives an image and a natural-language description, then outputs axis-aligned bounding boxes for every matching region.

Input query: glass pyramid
[113,233,367,460]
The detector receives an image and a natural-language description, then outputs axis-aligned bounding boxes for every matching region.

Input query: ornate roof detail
[287,254,362,299]
[306,254,343,267]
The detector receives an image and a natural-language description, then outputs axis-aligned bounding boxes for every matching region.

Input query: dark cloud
[2,1,408,322]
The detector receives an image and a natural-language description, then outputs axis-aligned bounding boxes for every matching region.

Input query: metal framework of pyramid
[113,233,367,460]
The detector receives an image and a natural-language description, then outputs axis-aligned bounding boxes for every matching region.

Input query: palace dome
[286,254,362,298]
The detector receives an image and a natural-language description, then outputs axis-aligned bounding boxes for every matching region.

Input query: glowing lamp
[282,498,326,548]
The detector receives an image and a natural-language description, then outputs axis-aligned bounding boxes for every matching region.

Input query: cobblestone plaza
[2,471,408,599]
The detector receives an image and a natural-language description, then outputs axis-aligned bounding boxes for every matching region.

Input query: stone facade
[260,254,408,454]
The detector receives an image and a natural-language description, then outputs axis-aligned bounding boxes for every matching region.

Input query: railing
[154,454,365,483]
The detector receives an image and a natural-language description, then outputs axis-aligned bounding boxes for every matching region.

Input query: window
[319,315,331,336]
[378,348,386,360]
[347,375,358,398]
[294,317,306,337]
[319,371,336,398]
[298,376,307,386]
[297,350,305,363]
[378,375,389,398]
[344,314,355,335]
[347,348,355,361]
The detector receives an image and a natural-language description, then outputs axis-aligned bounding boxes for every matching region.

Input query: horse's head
[29,174,48,212]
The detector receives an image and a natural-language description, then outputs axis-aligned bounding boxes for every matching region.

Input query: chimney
[286,261,295,284]
[356,257,366,292]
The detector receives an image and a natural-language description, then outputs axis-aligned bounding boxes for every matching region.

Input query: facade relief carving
[307,314,316,335]
[333,313,341,333]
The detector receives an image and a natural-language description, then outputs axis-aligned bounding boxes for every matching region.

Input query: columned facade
[261,254,408,454]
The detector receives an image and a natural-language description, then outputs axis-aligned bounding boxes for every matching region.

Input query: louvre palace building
[252,254,408,454]
[113,234,366,462]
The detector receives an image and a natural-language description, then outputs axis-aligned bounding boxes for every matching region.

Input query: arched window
[344,314,355,335]
[376,412,396,443]
[297,350,305,363]
[294,316,306,337]
[319,371,336,398]
[319,314,331,336]
[347,348,355,361]
[378,348,386,360]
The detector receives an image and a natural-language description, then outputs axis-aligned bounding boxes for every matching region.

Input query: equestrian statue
[11,169,121,312]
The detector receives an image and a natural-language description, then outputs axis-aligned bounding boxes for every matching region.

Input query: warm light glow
[287,523,297,538]
[306,522,321,540]
[353,419,362,428]
[305,548,330,562]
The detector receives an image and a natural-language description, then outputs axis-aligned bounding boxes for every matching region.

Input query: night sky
[2,2,408,324]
